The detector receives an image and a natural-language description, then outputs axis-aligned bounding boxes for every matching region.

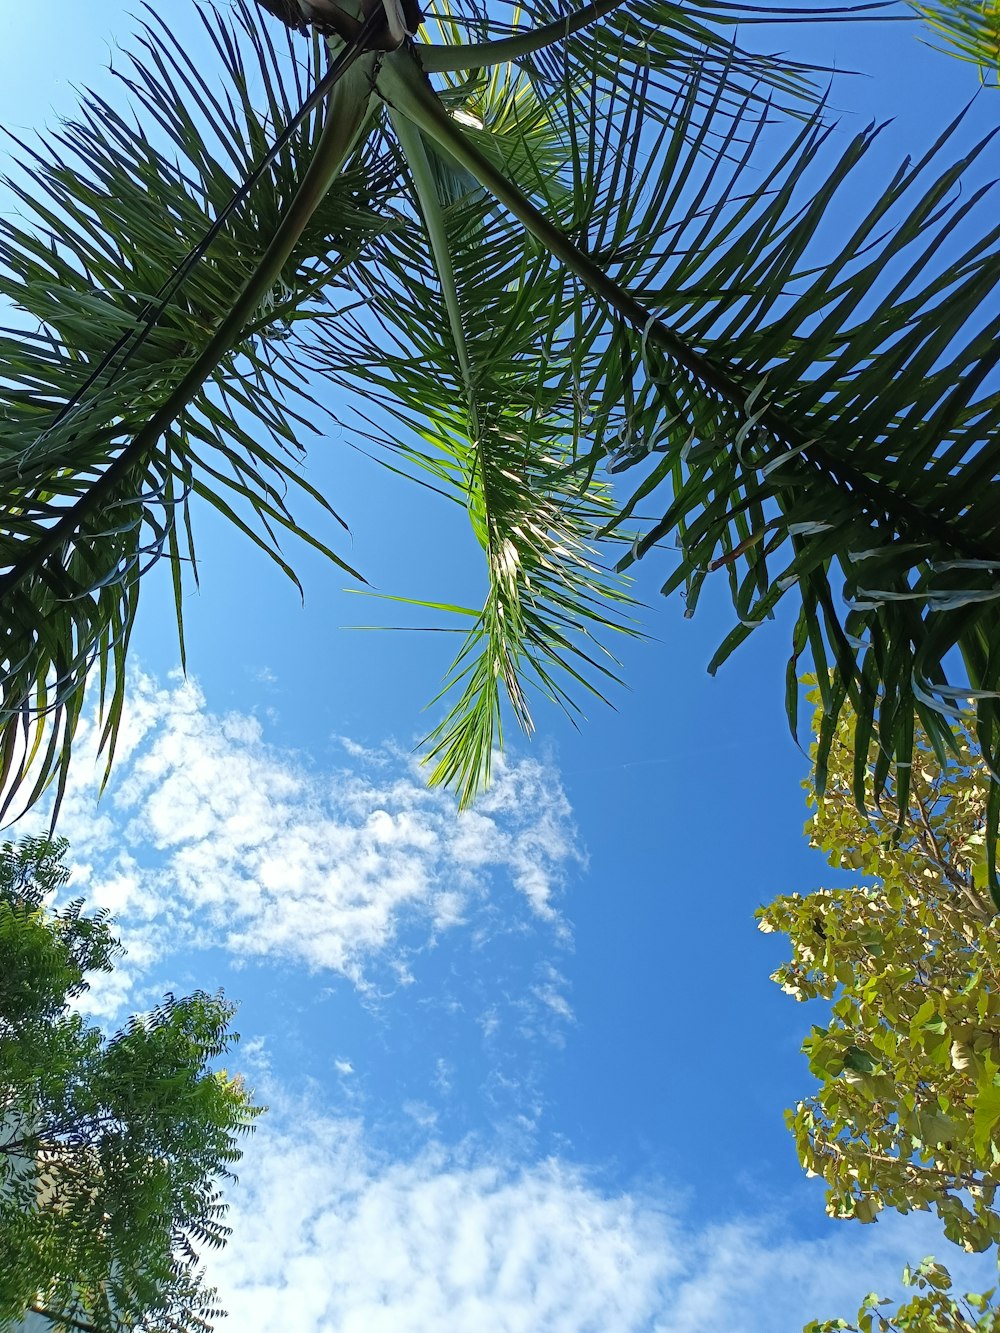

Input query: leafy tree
[0,836,261,1332]
[913,0,1000,86]
[760,693,1000,1330]
[2,0,1000,846]
[805,1257,1000,1332]
[759,695,1000,1253]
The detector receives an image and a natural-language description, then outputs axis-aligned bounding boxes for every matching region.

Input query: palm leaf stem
[377,50,1000,564]
[419,0,627,72]
[388,110,479,433]
[417,0,901,72]
[0,57,377,605]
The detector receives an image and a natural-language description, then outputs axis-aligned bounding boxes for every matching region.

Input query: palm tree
[2,0,999,892]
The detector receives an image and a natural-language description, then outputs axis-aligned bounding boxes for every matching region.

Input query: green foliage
[913,0,1000,86]
[0,3,388,818]
[4,0,1000,821]
[0,837,262,1332]
[805,1256,1000,1332]
[759,694,1000,1253]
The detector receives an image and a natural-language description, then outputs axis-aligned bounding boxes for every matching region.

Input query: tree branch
[29,1305,99,1332]
[912,789,992,922]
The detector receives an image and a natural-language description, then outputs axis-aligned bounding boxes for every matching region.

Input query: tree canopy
[761,692,1000,1329]
[0,837,261,1333]
[760,692,1000,1253]
[805,1257,1000,1332]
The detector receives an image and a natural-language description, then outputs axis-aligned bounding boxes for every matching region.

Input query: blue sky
[3,2,999,1328]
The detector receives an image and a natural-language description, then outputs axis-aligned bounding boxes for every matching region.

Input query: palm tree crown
[2,0,999,893]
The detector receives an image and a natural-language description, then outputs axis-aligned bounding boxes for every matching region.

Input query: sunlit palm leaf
[912,0,1000,84]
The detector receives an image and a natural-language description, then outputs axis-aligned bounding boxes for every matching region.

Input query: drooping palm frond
[0,3,396,814]
[581,95,1000,849]
[500,64,1000,886]
[307,71,637,803]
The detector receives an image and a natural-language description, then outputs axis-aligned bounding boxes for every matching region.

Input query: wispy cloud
[18,673,581,1015]
[208,1106,997,1333]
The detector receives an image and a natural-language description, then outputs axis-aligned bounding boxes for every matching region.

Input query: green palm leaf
[0,3,392,814]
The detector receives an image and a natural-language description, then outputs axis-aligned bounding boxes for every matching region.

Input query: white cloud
[402,1099,439,1130]
[207,1110,998,1333]
[18,673,581,1012]
[209,1116,676,1333]
[241,1036,270,1074]
[662,1214,995,1333]
[528,963,575,1032]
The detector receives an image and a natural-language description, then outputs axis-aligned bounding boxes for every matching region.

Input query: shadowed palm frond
[0,1,394,815]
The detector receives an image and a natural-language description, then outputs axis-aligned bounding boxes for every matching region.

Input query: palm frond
[308,75,637,803]
[375,35,1000,878]
[543,64,1000,886]
[0,1,392,815]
